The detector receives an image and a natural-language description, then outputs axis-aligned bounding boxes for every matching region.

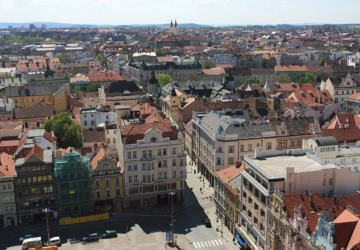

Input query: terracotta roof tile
[88,71,124,82]
[348,221,360,249]
[90,146,107,170]
[334,209,359,250]
[214,164,243,183]
[202,68,225,76]
[24,144,44,162]
[0,152,15,177]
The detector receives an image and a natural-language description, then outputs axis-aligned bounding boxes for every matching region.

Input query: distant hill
[0,22,116,29]
[0,22,212,29]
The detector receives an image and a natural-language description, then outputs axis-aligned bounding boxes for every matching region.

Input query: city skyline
[1,0,359,26]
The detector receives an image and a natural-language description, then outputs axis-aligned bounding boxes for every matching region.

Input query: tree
[55,54,64,63]
[259,58,268,68]
[2,72,12,78]
[0,92,5,97]
[122,46,128,52]
[201,59,216,69]
[74,86,82,93]
[44,112,82,148]
[156,48,164,56]
[96,54,105,66]
[319,57,326,66]
[275,73,292,83]
[244,77,260,84]
[181,71,201,81]
[156,74,174,87]
[88,82,102,92]
[297,72,316,84]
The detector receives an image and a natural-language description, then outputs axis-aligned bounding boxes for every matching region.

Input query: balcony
[141,156,154,161]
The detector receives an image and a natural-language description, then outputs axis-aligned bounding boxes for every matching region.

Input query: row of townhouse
[213,136,360,250]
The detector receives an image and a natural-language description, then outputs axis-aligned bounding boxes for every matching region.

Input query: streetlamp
[169,192,175,245]
[43,208,50,244]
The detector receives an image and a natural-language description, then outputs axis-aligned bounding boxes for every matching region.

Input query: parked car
[83,233,99,242]
[19,234,32,242]
[202,218,212,227]
[44,236,61,246]
[100,230,117,239]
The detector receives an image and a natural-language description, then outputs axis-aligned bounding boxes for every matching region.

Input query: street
[1,162,239,250]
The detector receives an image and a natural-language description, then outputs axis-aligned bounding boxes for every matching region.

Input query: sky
[1,0,359,26]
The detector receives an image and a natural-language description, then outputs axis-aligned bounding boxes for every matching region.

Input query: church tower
[170,20,178,35]
[148,70,160,95]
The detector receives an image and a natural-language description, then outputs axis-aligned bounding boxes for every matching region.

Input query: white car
[19,234,32,242]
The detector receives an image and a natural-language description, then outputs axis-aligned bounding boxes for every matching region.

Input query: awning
[235,234,246,246]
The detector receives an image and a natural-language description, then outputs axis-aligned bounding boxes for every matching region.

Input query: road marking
[218,239,223,245]
[193,242,199,248]
[211,240,216,245]
[200,242,205,247]
[204,241,208,247]
[214,239,220,245]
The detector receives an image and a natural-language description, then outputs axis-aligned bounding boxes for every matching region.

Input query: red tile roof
[120,123,178,144]
[88,71,124,82]
[348,221,360,250]
[90,146,107,170]
[275,65,308,72]
[322,113,360,143]
[0,152,15,177]
[24,144,44,162]
[334,209,360,250]
[202,68,225,76]
[214,164,243,183]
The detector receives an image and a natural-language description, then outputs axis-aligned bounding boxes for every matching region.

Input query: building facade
[117,122,187,209]
[91,148,123,213]
[54,150,92,218]
[14,145,55,224]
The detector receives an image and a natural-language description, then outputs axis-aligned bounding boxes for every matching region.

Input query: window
[105,179,110,185]
[107,138,110,143]
[152,175,154,181]
[116,178,120,184]
[163,160,167,167]
[7,184,11,190]
[291,140,294,147]
[44,186,53,193]
[151,163,154,169]
[173,148,176,155]
[31,187,40,194]
[180,171,184,178]
[329,178,333,185]
[91,120,95,126]
[143,151,147,158]
[172,159,176,166]
[248,144,252,151]
[142,163,146,170]
[180,159,184,166]
[158,161,162,168]
[147,175,151,182]
[218,146,223,152]
[143,175,146,183]
[133,151,137,158]
[228,146,234,153]
[173,171,176,178]
[158,173,162,179]
[321,228,329,239]
[116,188,121,196]
[134,164,137,170]
[2,185,6,190]
[147,163,151,170]
[163,149,167,156]
[254,203,259,210]
[266,143,272,150]
[164,172,167,179]
[254,217,258,224]
[228,157,234,164]
[279,141,286,148]
[248,197,253,204]
[260,223,264,231]
[127,152,132,159]
[243,191,247,198]
[248,210,252,218]
[297,140,301,146]
[242,205,246,211]
[95,179,100,186]
[113,138,116,143]
[128,165,132,171]
[158,149,161,156]
[84,121,88,126]
[248,183,253,192]
[147,150,152,157]
[128,176,132,183]
[217,158,221,165]
[261,209,265,217]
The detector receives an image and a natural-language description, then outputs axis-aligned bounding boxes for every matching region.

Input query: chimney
[333,195,337,204]
[308,193,313,204]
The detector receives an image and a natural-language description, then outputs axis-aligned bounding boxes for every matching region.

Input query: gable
[25,154,42,163]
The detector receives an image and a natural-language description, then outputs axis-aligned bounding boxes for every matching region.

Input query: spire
[175,19,177,27]
[170,20,173,27]
[148,70,158,85]
[263,80,270,92]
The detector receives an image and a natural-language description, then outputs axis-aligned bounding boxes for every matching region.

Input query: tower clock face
[151,137,157,142]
